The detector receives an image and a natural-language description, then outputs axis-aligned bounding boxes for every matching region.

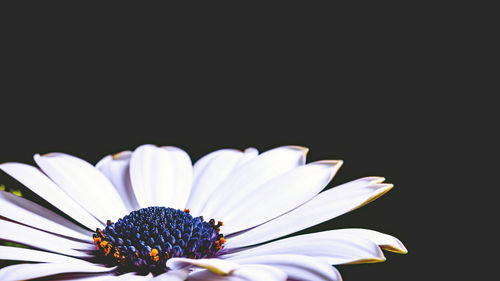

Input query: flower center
[92,207,226,275]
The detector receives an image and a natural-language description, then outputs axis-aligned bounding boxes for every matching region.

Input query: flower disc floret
[93,207,225,275]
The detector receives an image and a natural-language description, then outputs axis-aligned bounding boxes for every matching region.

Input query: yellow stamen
[99,241,112,255]
[149,248,160,262]
[100,241,108,247]
[93,237,102,249]
[150,248,159,257]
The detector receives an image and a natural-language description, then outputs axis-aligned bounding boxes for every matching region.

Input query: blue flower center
[92,207,226,275]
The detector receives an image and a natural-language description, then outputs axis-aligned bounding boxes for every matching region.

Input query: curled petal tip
[286,145,309,155]
[381,244,408,254]
[362,176,386,184]
[316,159,344,166]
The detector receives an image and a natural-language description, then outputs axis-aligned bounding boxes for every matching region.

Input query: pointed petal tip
[37,152,66,158]
[362,176,386,184]
[313,160,344,181]
[369,183,394,199]
[285,145,309,155]
[316,159,344,167]
[353,183,393,210]
[380,236,408,254]
[112,151,132,160]
[381,244,408,254]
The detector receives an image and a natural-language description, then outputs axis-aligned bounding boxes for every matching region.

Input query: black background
[1,3,489,280]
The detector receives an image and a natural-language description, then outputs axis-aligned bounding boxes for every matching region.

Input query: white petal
[329,228,407,254]
[0,245,92,264]
[229,254,342,281]
[161,146,194,209]
[0,219,93,258]
[104,272,153,280]
[221,160,343,234]
[152,269,189,281]
[188,265,286,281]
[68,275,116,281]
[0,162,103,230]
[0,263,115,281]
[235,148,258,168]
[201,146,308,219]
[34,153,128,223]
[226,177,392,248]
[167,258,239,275]
[0,190,92,242]
[224,229,386,265]
[96,152,140,212]
[129,145,193,209]
[187,149,245,216]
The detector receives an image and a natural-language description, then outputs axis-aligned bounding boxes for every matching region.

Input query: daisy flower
[0,145,407,281]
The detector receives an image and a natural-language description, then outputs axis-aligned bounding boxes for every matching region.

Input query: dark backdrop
[0,3,482,280]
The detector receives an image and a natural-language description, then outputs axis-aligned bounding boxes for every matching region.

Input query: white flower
[0,145,407,281]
